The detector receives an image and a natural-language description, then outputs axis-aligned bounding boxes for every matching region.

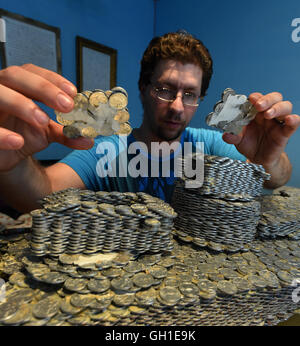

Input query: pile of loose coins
[0,231,300,326]
[55,87,132,138]
[30,189,177,257]
[1,172,300,325]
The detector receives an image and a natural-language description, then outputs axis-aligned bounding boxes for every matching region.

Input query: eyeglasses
[151,84,200,107]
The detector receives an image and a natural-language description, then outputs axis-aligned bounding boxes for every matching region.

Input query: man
[0,31,299,212]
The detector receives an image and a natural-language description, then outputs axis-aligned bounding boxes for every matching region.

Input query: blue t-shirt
[60,127,245,203]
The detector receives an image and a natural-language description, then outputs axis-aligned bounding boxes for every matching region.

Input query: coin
[159,286,181,305]
[147,265,168,279]
[89,90,108,107]
[87,278,110,293]
[124,261,144,273]
[2,304,31,325]
[32,297,60,319]
[109,90,128,110]
[113,293,135,307]
[64,278,88,292]
[39,272,67,285]
[217,280,238,296]
[0,301,19,322]
[60,299,83,315]
[70,294,95,308]
[111,277,133,292]
[132,272,155,289]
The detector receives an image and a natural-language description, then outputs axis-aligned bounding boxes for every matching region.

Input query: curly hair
[138,31,213,99]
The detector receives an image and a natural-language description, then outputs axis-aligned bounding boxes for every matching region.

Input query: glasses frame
[151,84,200,107]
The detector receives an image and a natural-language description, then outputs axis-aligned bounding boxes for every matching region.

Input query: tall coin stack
[172,154,270,251]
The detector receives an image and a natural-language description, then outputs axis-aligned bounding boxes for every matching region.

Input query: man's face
[141,59,203,142]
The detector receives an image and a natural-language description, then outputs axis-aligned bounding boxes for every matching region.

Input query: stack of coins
[176,154,270,198]
[30,189,176,257]
[30,209,51,256]
[257,187,300,240]
[55,87,132,138]
[172,155,268,248]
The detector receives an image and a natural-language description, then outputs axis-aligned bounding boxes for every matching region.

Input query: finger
[0,65,75,113]
[0,127,24,150]
[21,64,77,97]
[248,92,263,104]
[264,101,293,120]
[222,132,243,146]
[0,84,50,128]
[249,92,283,113]
[47,120,94,150]
[281,114,300,138]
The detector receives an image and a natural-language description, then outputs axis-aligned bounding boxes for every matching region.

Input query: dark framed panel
[0,8,61,73]
[76,36,117,92]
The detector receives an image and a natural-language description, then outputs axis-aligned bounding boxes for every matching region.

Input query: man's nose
[169,94,185,114]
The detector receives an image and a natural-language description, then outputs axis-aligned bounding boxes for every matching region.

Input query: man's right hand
[0,64,94,172]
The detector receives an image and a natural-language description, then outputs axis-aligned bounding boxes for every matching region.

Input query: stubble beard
[154,125,184,142]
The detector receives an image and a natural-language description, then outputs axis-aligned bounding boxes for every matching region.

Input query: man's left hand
[222,91,300,168]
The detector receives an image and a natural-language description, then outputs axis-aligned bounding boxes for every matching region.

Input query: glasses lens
[156,88,175,101]
[182,93,199,106]
[154,86,199,106]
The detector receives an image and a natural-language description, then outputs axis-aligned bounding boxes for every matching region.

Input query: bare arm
[262,152,292,189]
[0,158,86,212]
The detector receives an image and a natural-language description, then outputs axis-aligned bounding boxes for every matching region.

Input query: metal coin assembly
[1,158,300,325]
[172,154,271,250]
[55,87,132,138]
[206,88,258,135]
[1,232,300,326]
[29,189,176,257]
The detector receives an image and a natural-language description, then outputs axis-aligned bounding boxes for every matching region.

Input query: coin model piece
[55,87,132,139]
[206,88,257,135]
